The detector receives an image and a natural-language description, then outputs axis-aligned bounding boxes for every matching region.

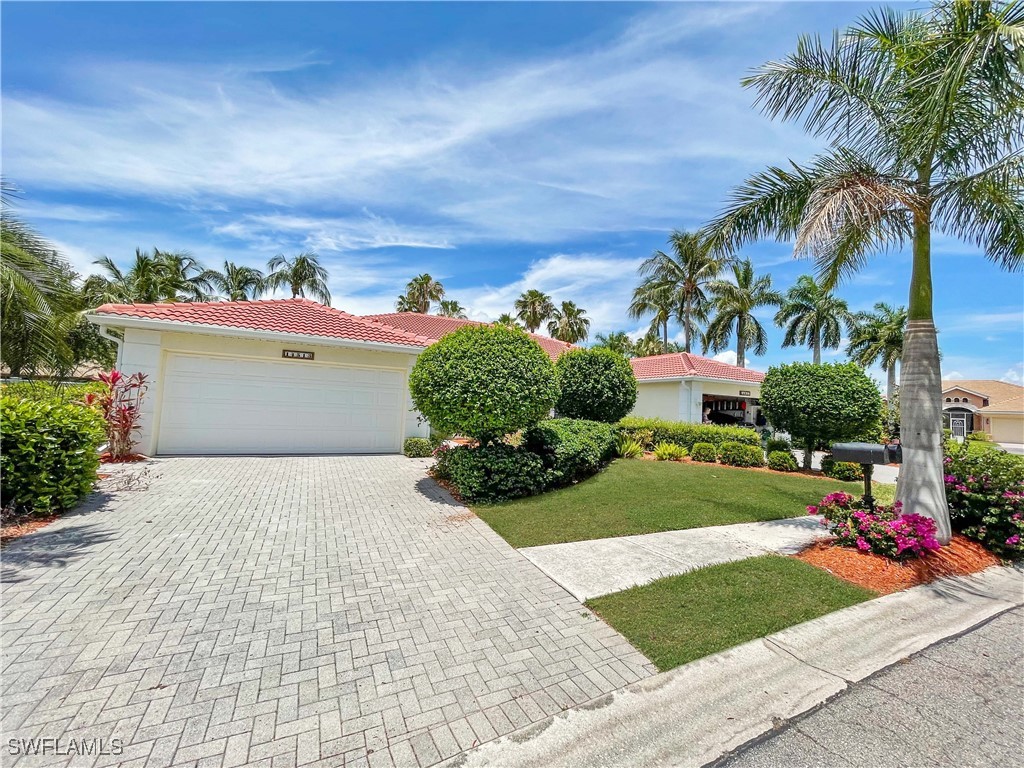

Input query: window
[945,397,952,402]
[954,397,961,402]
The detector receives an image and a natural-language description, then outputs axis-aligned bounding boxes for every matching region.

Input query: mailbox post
[831,442,902,509]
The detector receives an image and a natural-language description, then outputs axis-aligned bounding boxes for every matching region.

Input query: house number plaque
[282,350,314,360]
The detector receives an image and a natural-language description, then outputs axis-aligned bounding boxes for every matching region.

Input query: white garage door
[158,353,406,455]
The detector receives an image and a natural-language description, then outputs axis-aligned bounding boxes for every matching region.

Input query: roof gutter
[635,375,764,387]
[85,314,428,356]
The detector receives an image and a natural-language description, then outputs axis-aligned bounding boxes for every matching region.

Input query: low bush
[966,431,992,443]
[766,437,792,455]
[555,348,637,423]
[403,437,433,458]
[524,418,617,488]
[719,441,764,468]
[653,442,687,461]
[690,443,718,463]
[944,444,1024,558]
[1,397,105,514]
[615,433,644,459]
[0,381,107,403]
[618,417,759,451]
[809,491,940,560]
[767,451,798,472]
[439,443,546,503]
[821,455,864,481]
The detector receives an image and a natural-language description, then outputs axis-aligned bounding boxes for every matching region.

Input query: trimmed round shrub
[691,442,718,463]
[766,437,792,455]
[441,443,546,502]
[719,441,764,468]
[821,455,864,481]
[1,397,105,514]
[555,348,637,423]
[524,418,616,487]
[403,437,433,458]
[409,325,558,442]
[767,450,798,472]
[653,442,687,461]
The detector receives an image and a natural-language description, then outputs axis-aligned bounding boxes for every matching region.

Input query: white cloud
[713,350,738,366]
[1001,364,1024,385]
[945,370,963,380]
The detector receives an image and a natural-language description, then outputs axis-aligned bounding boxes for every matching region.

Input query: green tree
[592,331,636,357]
[438,299,467,318]
[547,301,590,343]
[514,289,555,332]
[266,251,331,304]
[637,230,725,352]
[704,1,1023,539]
[495,313,522,328]
[399,273,445,313]
[201,261,266,301]
[555,348,638,422]
[704,259,782,368]
[761,362,883,469]
[774,275,854,364]
[85,248,211,304]
[628,279,674,347]
[847,303,908,402]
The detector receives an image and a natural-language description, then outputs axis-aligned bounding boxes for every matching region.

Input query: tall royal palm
[401,274,445,313]
[848,303,908,402]
[628,279,674,347]
[637,230,724,352]
[547,301,590,343]
[514,289,554,332]
[775,275,854,364]
[703,1,1022,541]
[704,260,782,368]
[266,251,331,304]
[202,261,266,301]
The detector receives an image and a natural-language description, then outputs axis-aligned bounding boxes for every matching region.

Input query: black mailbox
[832,442,891,465]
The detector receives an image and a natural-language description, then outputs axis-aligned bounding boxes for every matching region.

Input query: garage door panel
[158,353,405,455]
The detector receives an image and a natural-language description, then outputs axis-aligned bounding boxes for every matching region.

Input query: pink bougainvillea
[809,492,941,560]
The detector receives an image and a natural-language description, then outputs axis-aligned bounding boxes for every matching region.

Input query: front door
[951,417,967,439]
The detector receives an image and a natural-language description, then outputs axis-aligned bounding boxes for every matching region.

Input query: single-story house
[942,379,1024,443]
[628,352,765,427]
[85,300,573,456]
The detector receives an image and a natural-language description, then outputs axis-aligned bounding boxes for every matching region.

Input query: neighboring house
[85,300,574,456]
[942,379,1024,443]
[629,352,765,427]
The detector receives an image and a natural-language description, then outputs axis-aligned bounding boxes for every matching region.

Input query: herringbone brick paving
[1,457,655,767]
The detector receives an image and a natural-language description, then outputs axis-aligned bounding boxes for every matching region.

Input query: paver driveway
[1,457,655,768]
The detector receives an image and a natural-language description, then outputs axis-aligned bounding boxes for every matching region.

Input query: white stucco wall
[116,328,427,455]
[630,379,762,423]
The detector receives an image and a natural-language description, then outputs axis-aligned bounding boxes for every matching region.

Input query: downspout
[99,326,124,370]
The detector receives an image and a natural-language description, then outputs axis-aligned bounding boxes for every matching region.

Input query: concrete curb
[440,564,1024,768]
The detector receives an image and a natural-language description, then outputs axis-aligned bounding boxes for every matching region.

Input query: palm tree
[593,331,636,357]
[702,0,1022,542]
[514,289,554,332]
[266,251,331,304]
[438,299,467,318]
[847,303,908,402]
[395,294,419,313]
[637,230,725,352]
[495,313,522,328]
[202,261,266,301]
[547,301,590,343]
[628,279,674,347]
[633,333,670,358]
[704,259,782,368]
[399,274,444,313]
[774,275,855,364]
[158,251,212,301]
[85,248,208,304]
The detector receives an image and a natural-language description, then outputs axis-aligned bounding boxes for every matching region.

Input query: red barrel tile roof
[630,352,765,383]
[90,299,432,348]
[362,312,574,361]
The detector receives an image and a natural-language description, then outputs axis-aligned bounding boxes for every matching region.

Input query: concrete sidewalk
[444,565,1024,768]
[521,516,830,601]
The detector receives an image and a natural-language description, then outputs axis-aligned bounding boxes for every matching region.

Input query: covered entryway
[157,352,406,454]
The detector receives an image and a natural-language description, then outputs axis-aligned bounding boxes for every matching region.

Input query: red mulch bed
[795,535,1001,594]
[100,453,148,464]
[1,514,60,546]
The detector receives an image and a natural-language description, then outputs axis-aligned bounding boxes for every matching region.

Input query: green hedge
[524,418,617,488]
[403,437,433,458]
[1,396,105,514]
[1,381,106,404]
[437,443,546,503]
[821,455,864,481]
[767,451,798,472]
[690,442,718,462]
[618,417,760,451]
[766,437,792,454]
[719,441,764,468]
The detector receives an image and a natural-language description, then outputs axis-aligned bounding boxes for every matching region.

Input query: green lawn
[473,459,874,547]
[586,556,876,671]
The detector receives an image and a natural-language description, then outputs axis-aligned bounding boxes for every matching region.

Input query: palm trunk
[662,319,669,349]
[886,364,897,404]
[736,317,746,368]
[683,295,692,353]
[895,202,950,545]
[812,331,821,365]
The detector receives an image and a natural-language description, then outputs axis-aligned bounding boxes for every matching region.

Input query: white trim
[941,385,990,398]
[979,409,1024,416]
[636,375,763,386]
[87,314,426,356]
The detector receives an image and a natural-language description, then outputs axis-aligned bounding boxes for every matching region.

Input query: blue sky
[3,1,1022,384]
